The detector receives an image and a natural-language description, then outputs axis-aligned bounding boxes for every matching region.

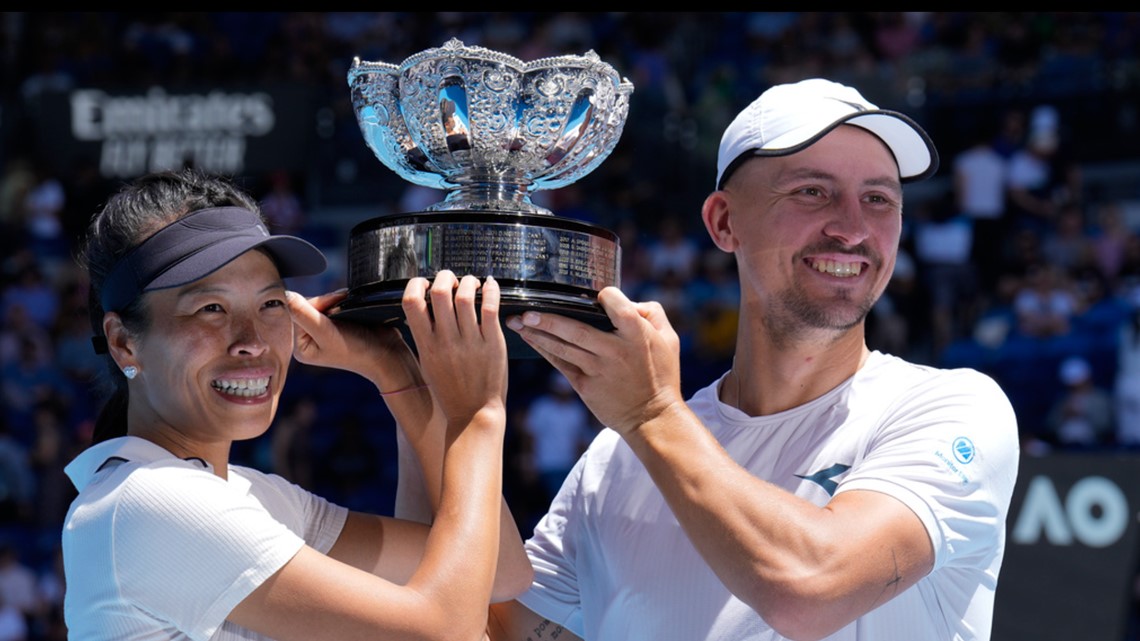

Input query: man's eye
[200,303,224,313]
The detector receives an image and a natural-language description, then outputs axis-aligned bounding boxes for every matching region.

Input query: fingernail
[522,311,541,326]
[506,316,523,330]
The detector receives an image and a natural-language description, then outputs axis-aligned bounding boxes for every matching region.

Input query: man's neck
[727,330,869,417]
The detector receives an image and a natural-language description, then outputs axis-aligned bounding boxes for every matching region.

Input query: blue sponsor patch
[953,437,976,465]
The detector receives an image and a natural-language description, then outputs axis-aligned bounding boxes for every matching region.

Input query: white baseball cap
[715,78,939,189]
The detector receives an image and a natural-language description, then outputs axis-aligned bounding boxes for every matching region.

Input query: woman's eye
[199,303,224,313]
[264,298,286,309]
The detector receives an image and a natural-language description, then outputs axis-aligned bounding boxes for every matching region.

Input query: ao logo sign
[1011,475,1129,548]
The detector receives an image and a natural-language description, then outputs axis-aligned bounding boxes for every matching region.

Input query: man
[486,77,1020,640]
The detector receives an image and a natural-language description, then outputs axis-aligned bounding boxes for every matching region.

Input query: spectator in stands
[0,303,52,371]
[0,418,34,524]
[259,169,306,235]
[1,264,59,333]
[953,122,1009,298]
[645,215,701,282]
[520,370,597,504]
[19,164,67,275]
[868,246,922,361]
[0,589,27,641]
[1012,261,1083,339]
[0,337,68,444]
[0,545,39,626]
[269,393,318,490]
[1005,105,1082,238]
[1041,203,1094,275]
[1090,201,1136,289]
[1115,296,1140,449]
[1046,356,1115,450]
[911,193,978,359]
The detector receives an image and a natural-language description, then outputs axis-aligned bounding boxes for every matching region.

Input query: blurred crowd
[2,12,1140,639]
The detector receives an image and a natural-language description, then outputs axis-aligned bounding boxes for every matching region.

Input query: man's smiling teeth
[811,259,862,277]
[211,377,270,397]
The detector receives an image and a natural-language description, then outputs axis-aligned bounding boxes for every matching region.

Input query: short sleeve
[518,449,588,636]
[245,469,347,554]
[837,369,1020,570]
[113,467,305,641]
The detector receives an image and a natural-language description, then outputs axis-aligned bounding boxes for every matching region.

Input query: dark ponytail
[78,168,261,444]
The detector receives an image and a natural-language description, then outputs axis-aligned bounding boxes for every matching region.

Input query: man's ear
[701,191,737,253]
[102,312,137,371]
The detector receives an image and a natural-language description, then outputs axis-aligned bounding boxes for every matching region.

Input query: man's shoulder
[869,351,995,381]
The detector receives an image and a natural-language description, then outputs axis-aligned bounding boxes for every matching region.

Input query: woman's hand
[287,289,421,392]
[402,271,508,430]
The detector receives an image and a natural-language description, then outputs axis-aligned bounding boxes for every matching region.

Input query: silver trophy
[333,38,634,357]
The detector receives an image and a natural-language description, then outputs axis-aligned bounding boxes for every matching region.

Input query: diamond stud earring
[123,365,138,380]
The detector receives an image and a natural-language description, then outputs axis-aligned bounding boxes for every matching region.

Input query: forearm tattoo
[528,619,565,640]
[876,548,904,605]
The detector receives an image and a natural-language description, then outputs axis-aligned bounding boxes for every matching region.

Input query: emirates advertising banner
[993,454,1140,641]
[28,85,316,179]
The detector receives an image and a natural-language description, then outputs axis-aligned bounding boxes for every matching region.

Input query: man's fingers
[509,311,601,373]
[597,286,646,336]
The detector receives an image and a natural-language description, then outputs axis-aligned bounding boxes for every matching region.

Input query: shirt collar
[65,436,213,492]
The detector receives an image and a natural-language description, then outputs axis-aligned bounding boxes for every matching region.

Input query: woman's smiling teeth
[811,259,862,277]
[211,377,270,397]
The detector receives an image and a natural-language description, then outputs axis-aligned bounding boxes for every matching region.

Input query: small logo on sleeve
[934,436,975,486]
[952,437,976,464]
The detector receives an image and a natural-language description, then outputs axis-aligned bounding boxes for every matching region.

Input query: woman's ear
[701,191,737,253]
[102,312,137,371]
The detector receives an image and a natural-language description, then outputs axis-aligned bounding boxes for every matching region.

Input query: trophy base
[330,283,614,359]
[332,210,622,360]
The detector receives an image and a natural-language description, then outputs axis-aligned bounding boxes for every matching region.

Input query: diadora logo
[952,437,975,464]
[796,463,851,496]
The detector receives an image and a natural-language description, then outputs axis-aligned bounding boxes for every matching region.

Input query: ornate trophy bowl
[333,39,633,357]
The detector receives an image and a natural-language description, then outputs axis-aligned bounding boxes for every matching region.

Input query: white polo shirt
[62,436,347,640]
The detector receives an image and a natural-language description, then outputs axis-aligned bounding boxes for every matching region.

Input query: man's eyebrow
[863,176,904,195]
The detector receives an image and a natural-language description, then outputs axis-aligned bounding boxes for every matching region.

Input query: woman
[62,169,530,640]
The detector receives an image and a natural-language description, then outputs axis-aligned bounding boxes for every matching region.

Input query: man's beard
[762,282,878,347]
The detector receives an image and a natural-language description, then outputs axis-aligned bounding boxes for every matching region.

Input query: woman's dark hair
[78,168,261,444]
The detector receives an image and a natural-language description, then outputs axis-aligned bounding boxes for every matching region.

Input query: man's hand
[506,286,685,437]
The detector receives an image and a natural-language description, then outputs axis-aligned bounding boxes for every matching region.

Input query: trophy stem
[429,179,551,215]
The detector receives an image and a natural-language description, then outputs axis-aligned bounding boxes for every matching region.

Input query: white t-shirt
[518,351,1020,641]
[524,395,594,472]
[953,145,1007,220]
[62,436,348,641]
